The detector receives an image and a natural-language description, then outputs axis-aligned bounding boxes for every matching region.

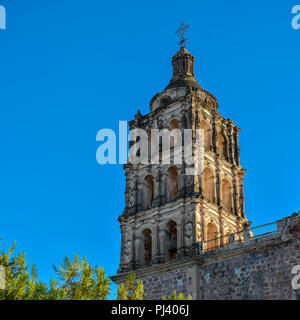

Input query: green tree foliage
[117,272,145,300]
[162,290,192,300]
[0,241,148,300]
[0,241,48,300]
[52,254,111,300]
[0,241,111,300]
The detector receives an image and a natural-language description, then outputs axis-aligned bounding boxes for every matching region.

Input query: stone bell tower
[112,45,249,298]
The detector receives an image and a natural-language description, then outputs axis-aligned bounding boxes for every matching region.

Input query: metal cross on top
[175,22,190,48]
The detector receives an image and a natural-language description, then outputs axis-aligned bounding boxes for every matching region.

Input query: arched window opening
[217,133,228,159]
[144,175,154,209]
[166,166,178,202]
[206,223,218,251]
[169,119,180,148]
[167,221,177,260]
[222,179,232,212]
[224,232,231,246]
[170,119,179,130]
[200,120,211,149]
[160,96,171,108]
[203,168,215,202]
[141,229,152,266]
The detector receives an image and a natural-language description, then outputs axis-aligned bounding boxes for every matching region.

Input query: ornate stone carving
[184,222,193,247]
[123,233,132,264]
[127,180,136,208]
[134,110,143,127]
[115,45,249,276]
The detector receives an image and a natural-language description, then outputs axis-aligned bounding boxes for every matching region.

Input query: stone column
[118,223,126,272]
[227,121,234,164]
[160,172,166,205]
[181,163,187,198]
[211,112,217,153]
[234,129,241,165]
[238,169,246,217]
[134,233,141,269]
[177,217,184,258]
[232,176,238,216]
[153,166,161,207]
[159,227,167,263]
[129,229,136,270]
[218,213,226,246]
[200,200,206,243]
[152,216,160,265]
[215,163,221,206]
[134,174,139,213]
[243,229,252,244]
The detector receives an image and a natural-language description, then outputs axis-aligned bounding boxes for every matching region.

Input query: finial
[175,22,190,48]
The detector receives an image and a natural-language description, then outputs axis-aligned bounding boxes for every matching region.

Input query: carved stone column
[153,166,161,207]
[215,162,221,206]
[134,174,139,214]
[232,176,238,216]
[234,129,241,165]
[218,212,226,246]
[238,169,246,217]
[118,223,127,273]
[152,216,160,265]
[211,112,217,153]
[134,233,141,269]
[227,121,234,164]
[129,229,136,270]
[159,227,167,263]
[200,199,206,243]
[177,217,185,258]
[160,172,166,205]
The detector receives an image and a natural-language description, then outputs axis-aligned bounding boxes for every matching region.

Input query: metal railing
[250,221,277,239]
[202,221,278,252]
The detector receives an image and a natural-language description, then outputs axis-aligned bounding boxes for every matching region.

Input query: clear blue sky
[0,1,299,298]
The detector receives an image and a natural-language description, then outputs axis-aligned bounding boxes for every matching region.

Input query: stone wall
[112,213,300,300]
[141,267,193,300]
[198,238,300,300]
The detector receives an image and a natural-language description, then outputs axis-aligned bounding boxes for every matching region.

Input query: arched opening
[224,231,231,246]
[144,175,154,209]
[206,223,218,251]
[200,120,211,149]
[217,133,228,159]
[141,229,152,266]
[202,167,215,202]
[166,166,178,202]
[221,179,232,211]
[166,221,177,260]
[160,95,171,107]
[169,119,180,148]
[170,119,180,130]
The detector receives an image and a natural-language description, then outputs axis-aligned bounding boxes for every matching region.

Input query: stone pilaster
[152,216,161,265]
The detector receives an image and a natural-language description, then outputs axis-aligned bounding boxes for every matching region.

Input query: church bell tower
[112,43,249,298]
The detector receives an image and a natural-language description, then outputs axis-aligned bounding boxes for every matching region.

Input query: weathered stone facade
[112,46,300,300]
[113,213,300,300]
